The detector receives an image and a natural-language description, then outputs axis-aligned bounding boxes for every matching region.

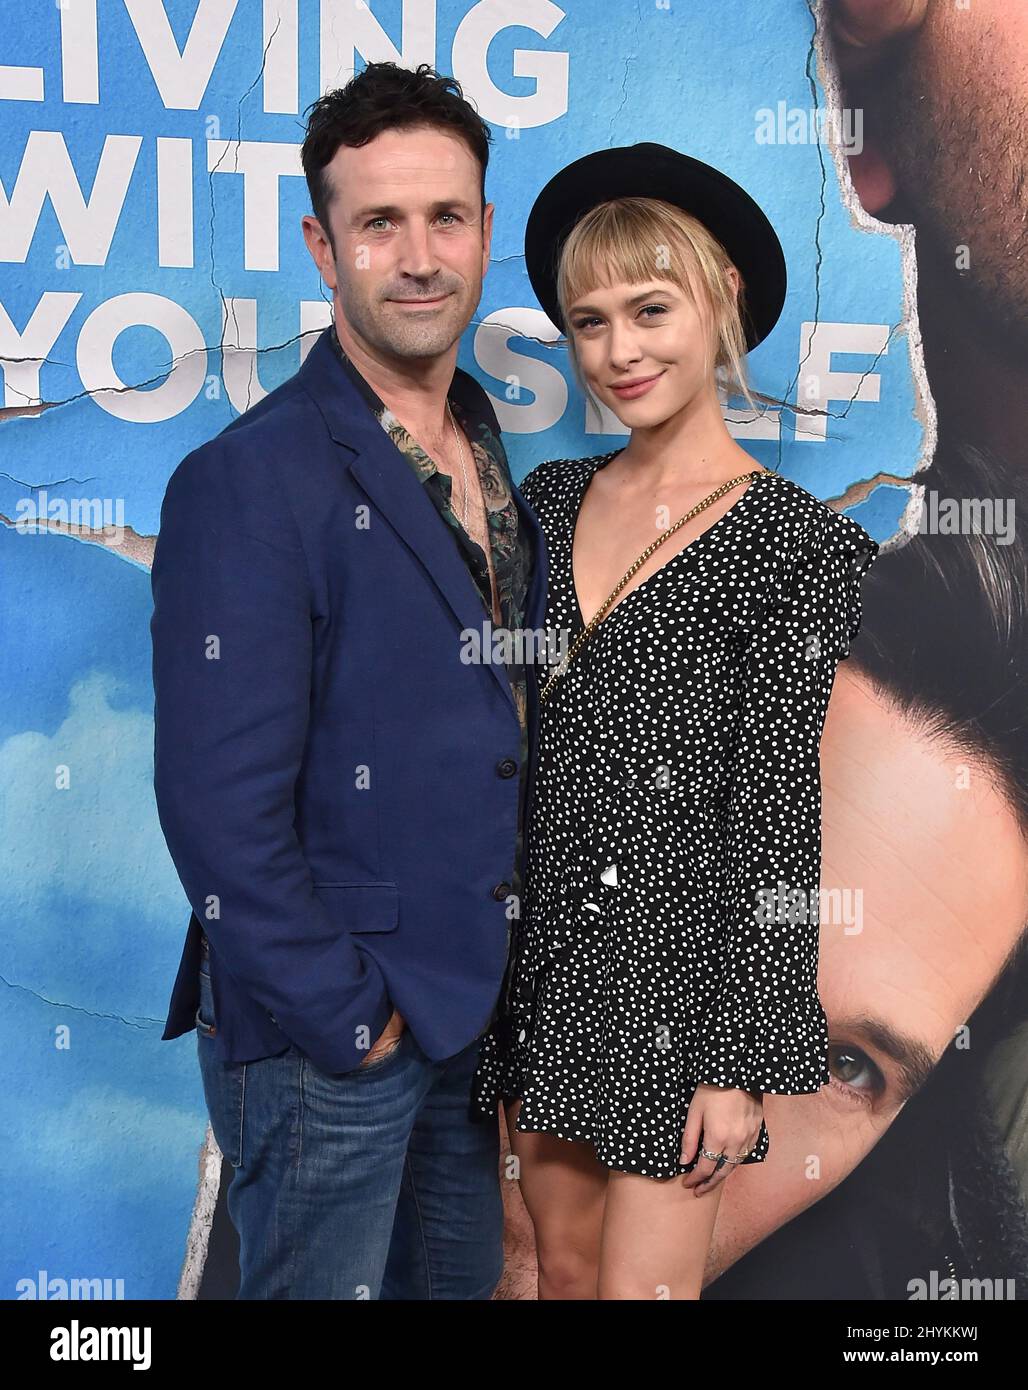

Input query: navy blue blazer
[151,325,549,1074]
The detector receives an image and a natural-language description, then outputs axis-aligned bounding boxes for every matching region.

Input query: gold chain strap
[539,469,769,707]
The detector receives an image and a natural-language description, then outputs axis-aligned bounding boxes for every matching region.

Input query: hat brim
[523,143,786,351]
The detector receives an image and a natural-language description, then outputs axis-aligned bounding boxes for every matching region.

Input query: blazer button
[496,758,518,778]
[492,882,512,900]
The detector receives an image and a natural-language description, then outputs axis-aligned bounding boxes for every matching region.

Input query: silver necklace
[446,399,471,531]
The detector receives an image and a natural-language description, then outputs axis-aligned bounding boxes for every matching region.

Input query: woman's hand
[680,1084,764,1194]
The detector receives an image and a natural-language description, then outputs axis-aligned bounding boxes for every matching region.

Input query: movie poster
[2,0,1024,1320]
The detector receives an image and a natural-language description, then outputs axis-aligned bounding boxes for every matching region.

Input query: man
[150,61,547,1300]
[827,0,1027,478]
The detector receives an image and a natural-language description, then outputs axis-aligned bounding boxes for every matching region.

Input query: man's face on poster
[841,0,1028,353]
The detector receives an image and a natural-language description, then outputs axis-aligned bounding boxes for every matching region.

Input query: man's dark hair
[301,62,493,252]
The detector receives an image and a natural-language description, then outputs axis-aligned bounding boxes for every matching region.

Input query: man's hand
[360,1008,407,1067]
[680,1084,764,1194]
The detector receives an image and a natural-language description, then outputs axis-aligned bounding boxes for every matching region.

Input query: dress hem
[507,1112,768,1180]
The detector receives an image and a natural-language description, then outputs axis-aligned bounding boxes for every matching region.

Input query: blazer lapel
[299,327,542,718]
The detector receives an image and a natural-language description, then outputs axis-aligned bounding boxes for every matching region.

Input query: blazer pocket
[311,882,399,932]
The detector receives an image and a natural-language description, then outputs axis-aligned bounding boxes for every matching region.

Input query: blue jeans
[196,942,503,1299]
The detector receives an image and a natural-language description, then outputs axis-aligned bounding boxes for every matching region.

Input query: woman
[469,143,880,1299]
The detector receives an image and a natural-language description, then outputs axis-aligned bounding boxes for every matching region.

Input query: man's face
[303,125,493,362]
[846,0,1028,351]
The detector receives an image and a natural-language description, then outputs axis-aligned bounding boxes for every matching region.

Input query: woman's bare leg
[503,1098,609,1300]
[597,1167,726,1300]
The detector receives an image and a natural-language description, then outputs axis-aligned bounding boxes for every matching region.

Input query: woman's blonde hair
[555,195,758,413]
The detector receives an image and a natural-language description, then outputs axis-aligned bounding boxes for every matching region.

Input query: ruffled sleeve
[690,506,880,1094]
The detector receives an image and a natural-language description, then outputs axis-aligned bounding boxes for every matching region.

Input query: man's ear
[482,200,495,271]
[301,214,338,290]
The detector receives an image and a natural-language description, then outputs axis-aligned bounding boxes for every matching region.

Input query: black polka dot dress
[469,452,880,1179]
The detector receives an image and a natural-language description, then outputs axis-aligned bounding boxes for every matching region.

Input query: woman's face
[565,275,718,429]
[707,666,1028,1281]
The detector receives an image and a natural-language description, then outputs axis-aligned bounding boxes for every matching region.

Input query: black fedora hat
[523,142,787,351]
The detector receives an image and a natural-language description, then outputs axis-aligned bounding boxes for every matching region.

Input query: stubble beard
[338,268,480,362]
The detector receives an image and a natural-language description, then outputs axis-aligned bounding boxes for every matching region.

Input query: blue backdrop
[1,0,911,1298]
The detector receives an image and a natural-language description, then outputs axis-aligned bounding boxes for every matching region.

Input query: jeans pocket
[196,964,216,1038]
[197,1051,247,1169]
[195,974,246,1170]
